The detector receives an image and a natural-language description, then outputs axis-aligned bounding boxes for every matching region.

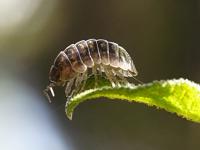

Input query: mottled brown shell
[44,39,138,102]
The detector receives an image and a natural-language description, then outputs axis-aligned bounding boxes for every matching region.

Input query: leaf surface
[65,78,200,123]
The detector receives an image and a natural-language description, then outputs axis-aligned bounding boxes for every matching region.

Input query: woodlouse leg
[114,70,130,86]
[103,66,116,88]
[73,73,85,95]
[92,66,98,88]
[108,68,121,87]
[97,66,103,76]
[78,70,88,93]
[65,77,75,99]
[65,74,81,99]
[119,70,143,84]
[75,73,83,87]
[132,76,144,84]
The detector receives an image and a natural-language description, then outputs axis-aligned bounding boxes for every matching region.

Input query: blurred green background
[0,0,200,150]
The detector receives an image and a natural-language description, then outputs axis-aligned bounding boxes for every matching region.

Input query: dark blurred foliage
[0,0,200,150]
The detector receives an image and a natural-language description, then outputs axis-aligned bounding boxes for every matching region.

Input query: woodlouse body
[44,39,138,102]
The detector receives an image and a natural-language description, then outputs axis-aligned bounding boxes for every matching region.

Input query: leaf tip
[65,107,73,120]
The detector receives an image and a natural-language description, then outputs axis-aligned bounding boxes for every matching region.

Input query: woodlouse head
[49,65,61,84]
[43,65,62,103]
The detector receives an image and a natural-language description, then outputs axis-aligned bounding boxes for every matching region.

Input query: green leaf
[65,77,200,123]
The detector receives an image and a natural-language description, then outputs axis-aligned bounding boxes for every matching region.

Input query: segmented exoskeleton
[43,39,138,102]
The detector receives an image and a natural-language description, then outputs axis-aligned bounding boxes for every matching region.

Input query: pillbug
[43,39,138,102]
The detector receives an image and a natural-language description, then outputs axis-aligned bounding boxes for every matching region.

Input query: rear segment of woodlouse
[43,39,138,102]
